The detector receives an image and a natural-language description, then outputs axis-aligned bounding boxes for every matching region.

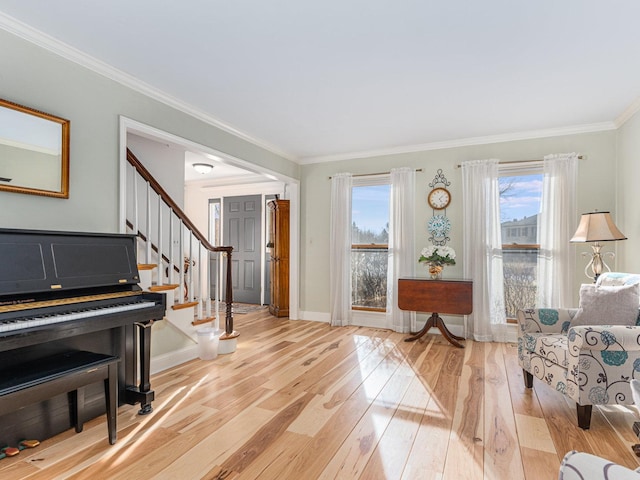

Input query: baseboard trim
[298,310,330,323]
[151,345,199,375]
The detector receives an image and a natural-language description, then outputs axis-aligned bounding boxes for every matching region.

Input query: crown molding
[189,174,276,189]
[0,12,295,162]
[614,96,640,128]
[299,122,617,164]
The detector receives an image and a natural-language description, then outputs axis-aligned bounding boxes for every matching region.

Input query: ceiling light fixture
[193,163,214,174]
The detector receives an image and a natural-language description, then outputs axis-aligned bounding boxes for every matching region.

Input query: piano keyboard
[0,300,157,333]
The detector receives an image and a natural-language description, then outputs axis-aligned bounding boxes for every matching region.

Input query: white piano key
[0,301,156,333]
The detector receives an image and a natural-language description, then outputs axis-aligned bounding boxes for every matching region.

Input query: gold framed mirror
[0,98,70,198]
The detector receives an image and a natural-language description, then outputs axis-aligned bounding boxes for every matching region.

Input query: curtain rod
[329,168,422,179]
[456,155,583,168]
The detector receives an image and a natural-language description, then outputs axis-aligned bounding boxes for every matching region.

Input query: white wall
[127,133,186,209]
[616,109,640,272]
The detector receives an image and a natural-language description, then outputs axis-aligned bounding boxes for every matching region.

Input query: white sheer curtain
[461,159,507,342]
[537,153,578,308]
[330,173,353,326]
[386,167,416,333]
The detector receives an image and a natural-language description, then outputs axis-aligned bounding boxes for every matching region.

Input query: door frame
[118,116,300,319]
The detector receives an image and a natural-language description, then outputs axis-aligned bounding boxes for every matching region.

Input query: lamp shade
[193,163,213,174]
[570,211,627,243]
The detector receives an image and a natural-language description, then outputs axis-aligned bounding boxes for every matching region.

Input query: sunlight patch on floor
[108,374,209,467]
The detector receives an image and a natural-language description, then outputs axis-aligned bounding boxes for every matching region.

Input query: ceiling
[1,1,640,163]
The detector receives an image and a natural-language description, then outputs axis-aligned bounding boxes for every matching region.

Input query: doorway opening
[118,116,300,318]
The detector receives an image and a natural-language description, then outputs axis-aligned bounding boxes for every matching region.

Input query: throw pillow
[571,283,640,327]
[631,379,640,409]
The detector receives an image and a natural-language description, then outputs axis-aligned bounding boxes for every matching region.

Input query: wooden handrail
[126,148,234,335]
[127,149,230,254]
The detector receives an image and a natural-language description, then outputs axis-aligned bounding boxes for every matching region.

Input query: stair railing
[125,148,234,336]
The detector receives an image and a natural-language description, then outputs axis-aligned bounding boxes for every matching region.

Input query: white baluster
[189,233,194,303]
[205,248,212,320]
[132,168,138,236]
[168,212,174,285]
[197,243,203,319]
[179,221,185,303]
[145,181,152,265]
[214,251,220,332]
[157,195,163,286]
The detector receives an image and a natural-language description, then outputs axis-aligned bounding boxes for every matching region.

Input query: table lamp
[570,211,627,282]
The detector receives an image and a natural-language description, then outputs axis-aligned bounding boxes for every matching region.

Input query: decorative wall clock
[427,169,452,246]
[427,187,451,210]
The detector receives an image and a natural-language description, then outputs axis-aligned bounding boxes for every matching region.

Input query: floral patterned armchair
[559,451,640,479]
[517,272,640,429]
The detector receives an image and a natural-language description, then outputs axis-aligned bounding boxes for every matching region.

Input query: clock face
[428,215,451,238]
[428,187,451,210]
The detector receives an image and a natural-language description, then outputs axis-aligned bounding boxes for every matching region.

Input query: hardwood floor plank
[583,407,640,469]
[287,335,401,437]
[442,342,485,480]
[513,414,555,454]
[261,329,373,392]
[0,459,40,478]
[402,346,461,479]
[66,427,179,480]
[483,342,525,480]
[532,379,593,457]
[148,407,275,479]
[278,343,409,478]
[502,343,545,418]
[598,405,640,445]
[318,352,416,479]
[519,447,559,480]
[219,392,316,475]
[1,313,638,480]
[232,431,312,479]
[359,375,430,480]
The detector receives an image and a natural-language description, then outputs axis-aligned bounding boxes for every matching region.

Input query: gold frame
[0,98,70,198]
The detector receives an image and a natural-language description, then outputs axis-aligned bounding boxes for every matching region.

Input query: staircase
[124,148,238,358]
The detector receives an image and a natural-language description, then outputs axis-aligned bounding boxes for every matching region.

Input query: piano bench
[0,351,120,445]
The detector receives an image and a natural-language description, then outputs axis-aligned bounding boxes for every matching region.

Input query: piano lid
[0,228,141,296]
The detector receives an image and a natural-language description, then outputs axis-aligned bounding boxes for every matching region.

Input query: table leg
[405,312,465,348]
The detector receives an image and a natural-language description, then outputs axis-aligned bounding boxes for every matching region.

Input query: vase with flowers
[418,245,456,279]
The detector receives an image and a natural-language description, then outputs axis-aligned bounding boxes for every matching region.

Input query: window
[208,198,221,245]
[499,172,542,319]
[351,182,390,311]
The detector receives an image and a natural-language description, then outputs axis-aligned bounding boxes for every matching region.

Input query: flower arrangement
[418,246,456,267]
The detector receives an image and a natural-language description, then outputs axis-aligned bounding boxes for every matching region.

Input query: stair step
[220,331,240,340]
[172,301,199,311]
[149,284,179,292]
[137,264,157,271]
[192,316,215,327]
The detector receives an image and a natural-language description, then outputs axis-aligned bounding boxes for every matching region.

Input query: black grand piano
[0,228,166,446]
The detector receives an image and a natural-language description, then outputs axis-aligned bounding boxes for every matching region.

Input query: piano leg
[137,320,153,415]
[124,320,156,414]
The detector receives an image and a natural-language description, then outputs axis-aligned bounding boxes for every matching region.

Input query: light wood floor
[2,309,640,479]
